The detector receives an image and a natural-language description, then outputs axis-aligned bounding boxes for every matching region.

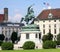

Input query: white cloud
[8,16,13,22]
[0,8,23,23]
[8,13,23,22]
[48,6,52,9]
[8,9,23,22]
[13,13,22,22]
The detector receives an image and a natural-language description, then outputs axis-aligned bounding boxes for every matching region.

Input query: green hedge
[1,42,14,50]
[43,41,56,49]
[23,41,35,49]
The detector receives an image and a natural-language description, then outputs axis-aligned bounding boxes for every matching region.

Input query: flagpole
[43,2,52,16]
[44,2,51,13]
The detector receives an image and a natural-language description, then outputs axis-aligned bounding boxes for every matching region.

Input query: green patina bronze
[21,24,40,31]
[20,5,40,32]
[20,5,35,24]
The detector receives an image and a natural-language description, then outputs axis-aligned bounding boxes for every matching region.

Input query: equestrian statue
[20,5,35,25]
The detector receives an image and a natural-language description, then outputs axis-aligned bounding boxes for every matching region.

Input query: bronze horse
[20,5,35,24]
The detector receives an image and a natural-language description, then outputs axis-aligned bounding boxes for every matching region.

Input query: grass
[0,49,60,52]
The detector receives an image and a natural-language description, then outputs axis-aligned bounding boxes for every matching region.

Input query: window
[49,25,51,28]
[54,24,56,27]
[16,28,18,33]
[5,27,7,30]
[5,31,7,37]
[43,20,45,22]
[26,33,29,39]
[9,29,11,36]
[49,29,51,33]
[37,27,39,29]
[54,20,56,22]
[2,27,3,29]
[54,24,56,34]
[12,27,14,31]
[39,33,41,39]
[54,29,56,34]
[43,24,45,28]
[49,20,51,22]
[43,29,45,34]
[35,34,37,38]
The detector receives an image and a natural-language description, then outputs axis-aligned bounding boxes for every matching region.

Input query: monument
[14,5,42,50]
[20,4,35,24]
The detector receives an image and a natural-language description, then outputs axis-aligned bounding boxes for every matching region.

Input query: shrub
[47,32,53,40]
[0,41,3,46]
[42,32,53,42]
[56,41,60,45]
[56,33,60,45]
[43,41,56,49]
[57,33,60,45]
[1,42,14,50]
[23,41,35,49]
[57,33,60,41]
[42,35,48,42]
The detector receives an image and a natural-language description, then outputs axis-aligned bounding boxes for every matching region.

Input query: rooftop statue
[20,5,35,25]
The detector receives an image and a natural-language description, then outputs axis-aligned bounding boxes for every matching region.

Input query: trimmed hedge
[43,41,56,49]
[1,42,14,50]
[23,41,35,49]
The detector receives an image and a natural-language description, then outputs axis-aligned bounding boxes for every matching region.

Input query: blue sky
[0,0,60,22]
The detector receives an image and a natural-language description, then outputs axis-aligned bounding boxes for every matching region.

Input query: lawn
[0,49,60,52]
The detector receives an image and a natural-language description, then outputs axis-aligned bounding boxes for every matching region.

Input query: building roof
[37,8,60,20]
[0,14,4,22]
[0,22,24,27]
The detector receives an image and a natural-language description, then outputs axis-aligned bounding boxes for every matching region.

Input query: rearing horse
[20,5,35,24]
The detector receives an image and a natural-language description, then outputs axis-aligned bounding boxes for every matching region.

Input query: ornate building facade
[0,22,24,41]
[34,8,60,41]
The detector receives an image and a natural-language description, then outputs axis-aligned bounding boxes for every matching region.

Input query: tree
[47,32,53,40]
[57,33,60,45]
[57,33,60,41]
[0,34,5,41]
[42,32,53,42]
[42,35,48,42]
[11,32,18,43]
